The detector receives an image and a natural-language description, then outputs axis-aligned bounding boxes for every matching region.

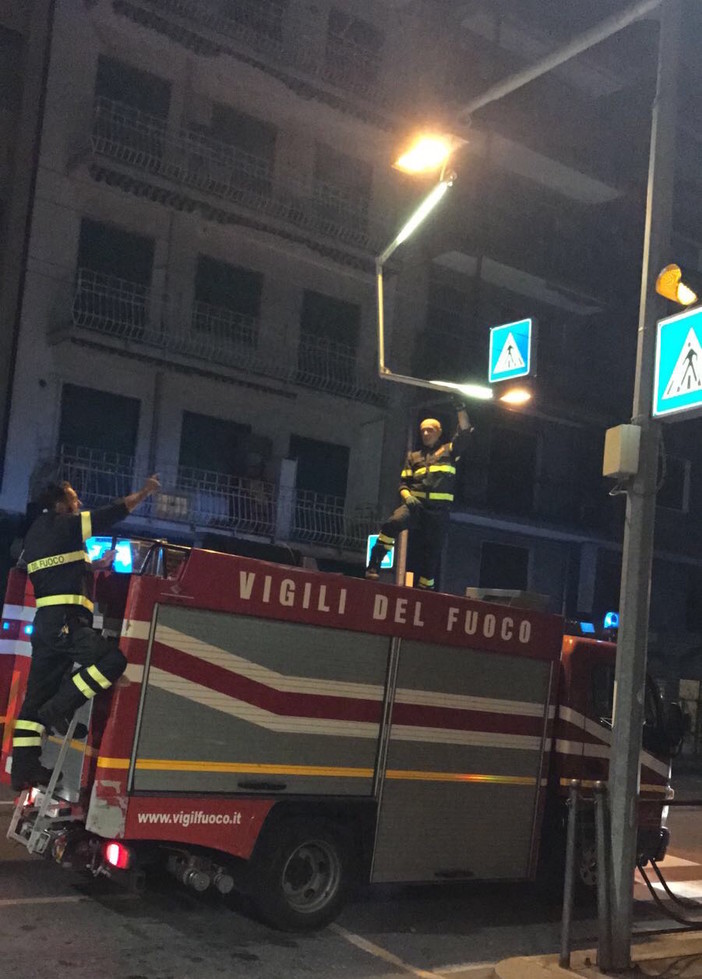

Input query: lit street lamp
[375,159,493,402]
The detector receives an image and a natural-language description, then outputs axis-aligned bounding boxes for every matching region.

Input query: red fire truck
[0,540,681,930]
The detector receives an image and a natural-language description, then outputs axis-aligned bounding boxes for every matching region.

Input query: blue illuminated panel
[603,611,619,630]
[85,537,133,573]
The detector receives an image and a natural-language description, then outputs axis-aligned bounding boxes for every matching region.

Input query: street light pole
[606,1,681,971]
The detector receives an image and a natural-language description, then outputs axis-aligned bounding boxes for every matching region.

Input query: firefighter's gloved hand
[451,396,468,412]
[404,494,421,507]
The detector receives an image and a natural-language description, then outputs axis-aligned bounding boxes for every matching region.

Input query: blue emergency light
[86,537,133,574]
[366,535,394,571]
[23,624,33,636]
[2,620,10,631]
[579,621,596,634]
[603,611,619,630]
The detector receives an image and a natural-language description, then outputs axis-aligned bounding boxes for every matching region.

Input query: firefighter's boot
[38,702,87,740]
[11,759,60,792]
[365,542,386,580]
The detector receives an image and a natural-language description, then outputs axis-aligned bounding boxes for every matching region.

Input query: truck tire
[249,816,352,931]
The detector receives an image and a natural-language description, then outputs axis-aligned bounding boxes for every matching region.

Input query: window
[325,8,384,93]
[657,456,690,512]
[95,56,171,118]
[218,0,286,42]
[211,104,276,162]
[73,220,154,341]
[59,385,140,457]
[289,435,349,499]
[415,278,482,380]
[591,664,660,735]
[58,385,140,503]
[77,219,154,284]
[314,144,372,232]
[193,257,262,347]
[197,103,277,196]
[486,426,537,515]
[298,291,360,391]
[478,542,529,591]
[178,412,251,477]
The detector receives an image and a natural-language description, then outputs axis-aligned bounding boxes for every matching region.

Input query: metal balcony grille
[90,97,385,253]
[297,333,359,398]
[114,0,392,106]
[68,268,385,404]
[73,268,149,340]
[55,446,376,551]
[58,446,137,506]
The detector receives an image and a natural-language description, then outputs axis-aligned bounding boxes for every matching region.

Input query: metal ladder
[7,717,82,855]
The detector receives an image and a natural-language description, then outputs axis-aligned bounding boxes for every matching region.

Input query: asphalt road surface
[1,777,701,979]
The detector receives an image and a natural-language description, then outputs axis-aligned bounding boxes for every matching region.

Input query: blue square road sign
[489,319,532,384]
[366,535,394,570]
[653,306,702,420]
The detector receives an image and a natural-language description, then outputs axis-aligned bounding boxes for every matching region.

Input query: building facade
[2,0,702,733]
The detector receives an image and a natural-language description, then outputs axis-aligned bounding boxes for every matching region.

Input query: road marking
[330,923,445,978]
[0,893,135,908]
[651,879,702,899]
[656,855,699,868]
[437,964,496,977]
[0,895,87,907]
[0,801,17,806]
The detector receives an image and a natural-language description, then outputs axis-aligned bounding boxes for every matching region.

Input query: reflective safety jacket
[22,501,129,615]
[399,428,472,509]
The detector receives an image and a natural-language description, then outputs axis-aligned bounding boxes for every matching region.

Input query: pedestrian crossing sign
[653,306,702,419]
[489,318,532,384]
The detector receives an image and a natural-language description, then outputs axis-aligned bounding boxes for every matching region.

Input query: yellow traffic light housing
[655,264,700,307]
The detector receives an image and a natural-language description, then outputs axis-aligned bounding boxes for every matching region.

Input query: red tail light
[104,841,131,870]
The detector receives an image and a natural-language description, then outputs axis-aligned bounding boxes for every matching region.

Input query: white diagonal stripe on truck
[147,667,544,750]
[154,625,548,718]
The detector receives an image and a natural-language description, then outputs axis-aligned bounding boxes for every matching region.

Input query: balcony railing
[89,97,386,254]
[113,0,392,107]
[55,445,377,551]
[68,268,385,404]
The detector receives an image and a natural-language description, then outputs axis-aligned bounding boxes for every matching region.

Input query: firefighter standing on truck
[11,475,160,790]
[366,401,472,590]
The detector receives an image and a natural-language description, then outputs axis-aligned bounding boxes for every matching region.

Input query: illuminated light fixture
[23,624,33,636]
[2,620,10,631]
[392,179,452,251]
[603,611,620,630]
[655,264,699,307]
[430,379,493,401]
[394,134,456,175]
[499,385,533,406]
[104,841,131,870]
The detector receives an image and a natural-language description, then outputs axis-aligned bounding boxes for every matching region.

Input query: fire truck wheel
[249,816,352,931]
[576,837,598,900]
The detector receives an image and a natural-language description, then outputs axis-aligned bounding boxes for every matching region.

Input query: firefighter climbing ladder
[7,717,82,854]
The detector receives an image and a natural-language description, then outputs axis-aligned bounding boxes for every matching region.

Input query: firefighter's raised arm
[124,474,161,512]
[453,398,473,433]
